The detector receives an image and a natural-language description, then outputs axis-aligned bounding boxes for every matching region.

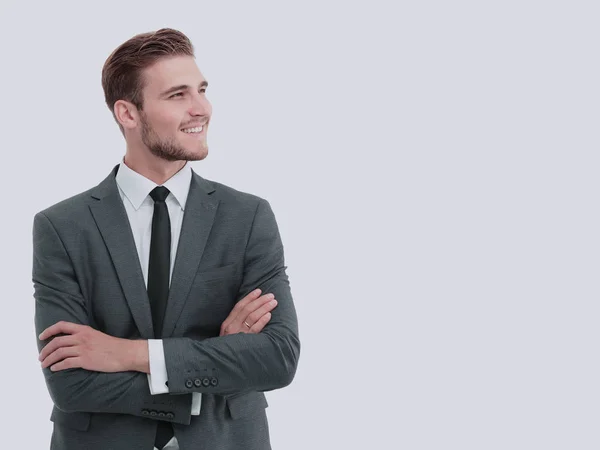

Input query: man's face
[135,55,212,162]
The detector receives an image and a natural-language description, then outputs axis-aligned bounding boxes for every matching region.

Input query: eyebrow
[160,81,208,97]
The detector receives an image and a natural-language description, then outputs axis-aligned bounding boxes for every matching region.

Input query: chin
[186,146,209,161]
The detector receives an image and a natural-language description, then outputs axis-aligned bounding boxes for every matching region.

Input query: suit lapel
[161,170,219,337]
[88,165,155,338]
[87,165,219,339]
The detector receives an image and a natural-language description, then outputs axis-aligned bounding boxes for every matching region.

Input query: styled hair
[101,28,195,135]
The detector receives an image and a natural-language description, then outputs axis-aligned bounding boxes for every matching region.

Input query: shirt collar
[116,158,192,211]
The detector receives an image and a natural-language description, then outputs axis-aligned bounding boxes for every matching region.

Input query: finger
[246,298,278,325]
[231,289,263,316]
[222,301,269,336]
[242,293,275,317]
[237,294,275,323]
[221,289,263,333]
[249,312,271,333]
[229,294,274,331]
[50,357,82,372]
[42,346,80,369]
[39,321,82,341]
[39,335,78,361]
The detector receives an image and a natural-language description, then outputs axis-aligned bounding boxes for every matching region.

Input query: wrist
[124,339,150,373]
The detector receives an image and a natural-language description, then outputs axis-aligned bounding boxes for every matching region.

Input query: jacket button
[194,378,202,387]
[202,377,210,387]
[150,410,157,417]
[185,379,194,388]
[158,412,165,418]
[141,409,149,416]
[166,412,174,419]
[210,377,218,386]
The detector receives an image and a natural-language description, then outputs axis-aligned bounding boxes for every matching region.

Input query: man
[33,28,300,450]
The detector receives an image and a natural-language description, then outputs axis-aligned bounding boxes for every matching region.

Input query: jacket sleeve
[33,212,193,425]
[162,198,301,396]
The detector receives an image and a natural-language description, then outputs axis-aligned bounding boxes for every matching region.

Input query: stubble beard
[140,113,208,162]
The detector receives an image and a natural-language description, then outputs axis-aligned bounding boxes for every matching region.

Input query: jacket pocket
[226,391,268,420]
[50,408,91,431]
[196,262,240,283]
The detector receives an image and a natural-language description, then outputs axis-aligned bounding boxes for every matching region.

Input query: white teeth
[182,126,203,133]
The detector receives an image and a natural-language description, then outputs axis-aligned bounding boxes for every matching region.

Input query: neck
[123,150,187,185]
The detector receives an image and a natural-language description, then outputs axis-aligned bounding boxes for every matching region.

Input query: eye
[170,92,184,98]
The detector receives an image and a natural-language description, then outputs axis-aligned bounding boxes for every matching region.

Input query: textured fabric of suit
[33,164,300,450]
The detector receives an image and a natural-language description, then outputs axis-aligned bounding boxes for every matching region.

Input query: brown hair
[101,28,195,135]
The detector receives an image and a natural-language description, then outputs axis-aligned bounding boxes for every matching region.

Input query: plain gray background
[0,0,598,448]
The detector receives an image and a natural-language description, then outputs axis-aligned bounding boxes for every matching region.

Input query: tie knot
[150,186,170,203]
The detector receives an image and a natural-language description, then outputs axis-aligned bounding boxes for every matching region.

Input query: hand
[38,322,140,373]
[220,289,278,336]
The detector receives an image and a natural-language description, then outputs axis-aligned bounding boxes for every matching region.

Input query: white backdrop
[0,1,599,449]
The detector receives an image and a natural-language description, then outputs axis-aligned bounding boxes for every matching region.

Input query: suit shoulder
[34,187,95,223]
[206,178,268,209]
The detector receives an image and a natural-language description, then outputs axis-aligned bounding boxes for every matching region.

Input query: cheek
[164,116,183,134]
[150,109,182,135]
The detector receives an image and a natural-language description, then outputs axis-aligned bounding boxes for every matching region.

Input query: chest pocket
[194,262,240,284]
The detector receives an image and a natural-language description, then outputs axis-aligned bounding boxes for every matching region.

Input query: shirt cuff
[147,339,169,395]
[191,393,202,415]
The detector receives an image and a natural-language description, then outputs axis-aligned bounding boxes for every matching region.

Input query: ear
[114,100,139,130]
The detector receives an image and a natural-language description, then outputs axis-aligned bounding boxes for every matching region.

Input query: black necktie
[148,186,174,449]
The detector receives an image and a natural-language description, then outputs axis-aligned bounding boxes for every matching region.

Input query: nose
[189,91,211,117]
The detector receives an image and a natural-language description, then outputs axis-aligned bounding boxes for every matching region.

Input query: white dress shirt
[115,159,201,450]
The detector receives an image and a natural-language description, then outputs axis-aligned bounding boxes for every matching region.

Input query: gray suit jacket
[33,164,300,450]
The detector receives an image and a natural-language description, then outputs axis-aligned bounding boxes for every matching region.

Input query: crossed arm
[33,199,300,425]
[37,289,277,374]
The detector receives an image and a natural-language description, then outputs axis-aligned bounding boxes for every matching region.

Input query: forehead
[142,55,205,94]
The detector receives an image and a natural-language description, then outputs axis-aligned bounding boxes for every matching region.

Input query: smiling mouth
[181,125,204,134]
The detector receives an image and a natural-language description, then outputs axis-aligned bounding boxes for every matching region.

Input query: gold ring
[244,321,251,328]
